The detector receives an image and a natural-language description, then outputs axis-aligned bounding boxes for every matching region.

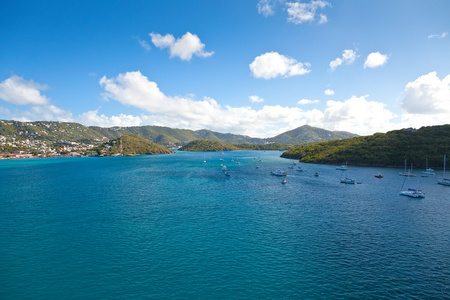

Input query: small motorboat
[375,173,383,178]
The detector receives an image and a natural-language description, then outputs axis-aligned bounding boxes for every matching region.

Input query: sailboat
[339,168,356,184]
[437,154,450,186]
[400,163,425,198]
[400,188,425,198]
[422,158,435,176]
[336,161,348,170]
[399,159,415,177]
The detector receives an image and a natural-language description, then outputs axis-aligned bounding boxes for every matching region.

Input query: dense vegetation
[270,125,357,144]
[179,139,239,152]
[98,134,174,156]
[234,143,293,151]
[281,125,450,168]
[0,120,356,146]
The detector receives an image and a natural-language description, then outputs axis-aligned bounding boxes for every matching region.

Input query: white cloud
[149,32,214,61]
[249,52,311,79]
[401,72,450,114]
[98,70,323,137]
[0,75,74,122]
[428,32,447,39]
[286,0,330,24]
[329,49,358,71]
[0,75,50,106]
[257,0,276,17]
[77,110,143,127]
[96,70,404,137]
[364,52,389,69]
[138,39,151,51]
[322,95,397,134]
[298,99,319,105]
[249,95,264,103]
[324,88,334,96]
[318,14,328,24]
[11,105,73,122]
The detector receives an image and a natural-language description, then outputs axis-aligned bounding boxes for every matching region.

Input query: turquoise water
[1,151,449,299]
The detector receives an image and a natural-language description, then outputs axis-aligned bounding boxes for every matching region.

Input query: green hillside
[179,139,239,152]
[0,120,357,146]
[100,134,174,156]
[235,143,292,151]
[281,125,450,168]
[271,125,357,144]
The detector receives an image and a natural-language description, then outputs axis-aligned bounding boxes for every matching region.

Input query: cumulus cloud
[77,110,143,127]
[401,72,450,115]
[324,88,335,96]
[428,32,447,39]
[0,75,50,106]
[149,32,214,61]
[11,105,73,122]
[298,99,319,105]
[364,52,389,69]
[323,95,397,134]
[0,75,73,122]
[249,52,311,79]
[98,70,322,137]
[286,0,330,24]
[249,95,264,103]
[96,70,404,137]
[329,49,358,71]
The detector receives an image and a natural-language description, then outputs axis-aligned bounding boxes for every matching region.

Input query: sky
[1,0,449,138]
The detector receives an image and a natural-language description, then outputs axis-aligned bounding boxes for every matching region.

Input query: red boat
[375,173,383,178]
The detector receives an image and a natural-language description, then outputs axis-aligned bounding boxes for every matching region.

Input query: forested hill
[0,120,356,146]
[270,125,357,144]
[99,134,174,156]
[281,125,450,168]
[179,139,239,152]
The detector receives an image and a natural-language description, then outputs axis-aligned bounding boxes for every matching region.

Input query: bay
[1,151,449,299]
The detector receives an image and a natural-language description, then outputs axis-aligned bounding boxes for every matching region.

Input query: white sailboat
[399,159,415,177]
[339,168,356,184]
[400,163,425,198]
[437,154,450,186]
[400,188,425,198]
[336,161,348,170]
[340,177,356,184]
[422,158,435,176]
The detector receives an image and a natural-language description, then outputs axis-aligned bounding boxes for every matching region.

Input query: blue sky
[1,0,449,137]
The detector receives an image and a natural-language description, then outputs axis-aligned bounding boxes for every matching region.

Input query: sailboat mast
[444,154,447,178]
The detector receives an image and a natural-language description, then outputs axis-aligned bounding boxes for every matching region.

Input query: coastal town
[0,134,105,159]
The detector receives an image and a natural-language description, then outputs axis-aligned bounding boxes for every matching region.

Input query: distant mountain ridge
[270,125,357,144]
[0,119,357,146]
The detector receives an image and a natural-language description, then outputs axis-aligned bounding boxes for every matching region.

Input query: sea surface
[1,151,449,299]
